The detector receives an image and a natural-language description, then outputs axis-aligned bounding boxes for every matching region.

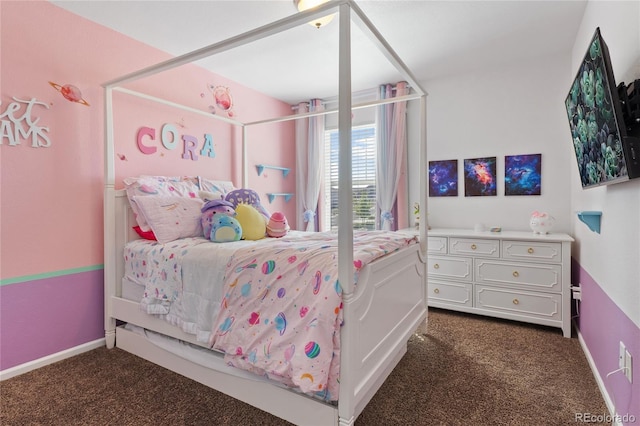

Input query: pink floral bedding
[208,231,417,401]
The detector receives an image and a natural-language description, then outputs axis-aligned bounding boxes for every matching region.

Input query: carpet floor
[0,308,609,425]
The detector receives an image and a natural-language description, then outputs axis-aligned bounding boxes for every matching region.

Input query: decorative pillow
[210,215,242,243]
[132,195,204,244]
[124,176,200,232]
[199,190,225,203]
[198,178,235,196]
[133,225,157,241]
[235,204,266,240]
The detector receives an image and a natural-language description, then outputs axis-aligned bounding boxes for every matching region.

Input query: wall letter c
[137,126,157,155]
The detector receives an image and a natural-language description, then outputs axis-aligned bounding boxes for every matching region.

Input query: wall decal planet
[48,82,89,106]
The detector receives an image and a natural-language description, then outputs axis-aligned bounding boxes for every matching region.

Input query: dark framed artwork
[505,154,542,195]
[464,156,497,196]
[428,159,458,197]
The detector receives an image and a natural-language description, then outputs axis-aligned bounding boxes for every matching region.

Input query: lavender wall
[574,261,639,423]
[0,270,104,370]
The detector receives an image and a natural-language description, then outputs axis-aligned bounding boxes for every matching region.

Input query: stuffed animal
[201,199,236,239]
[210,215,242,243]
[266,211,289,238]
[235,204,266,240]
[225,188,270,223]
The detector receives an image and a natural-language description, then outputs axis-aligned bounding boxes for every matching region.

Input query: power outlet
[624,349,633,383]
[619,341,633,383]
[571,285,582,300]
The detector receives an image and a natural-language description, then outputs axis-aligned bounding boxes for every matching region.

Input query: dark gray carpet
[0,308,608,425]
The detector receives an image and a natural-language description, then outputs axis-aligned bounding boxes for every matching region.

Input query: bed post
[336,3,356,425]
[103,85,116,349]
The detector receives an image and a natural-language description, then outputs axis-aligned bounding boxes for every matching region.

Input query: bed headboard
[108,189,140,297]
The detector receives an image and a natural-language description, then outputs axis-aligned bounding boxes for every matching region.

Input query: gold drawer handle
[434,288,440,294]
[513,271,519,278]
[527,247,534,254]
[433,263,440,269]
[471,244,477,250]
[513,299,520,305]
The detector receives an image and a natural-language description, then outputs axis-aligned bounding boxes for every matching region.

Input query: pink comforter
[208,230,417,401]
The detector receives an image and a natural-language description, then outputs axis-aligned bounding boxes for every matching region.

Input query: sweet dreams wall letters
[0,97,51,148]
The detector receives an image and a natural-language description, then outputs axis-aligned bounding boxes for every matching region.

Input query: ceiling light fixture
[294,0,335,29]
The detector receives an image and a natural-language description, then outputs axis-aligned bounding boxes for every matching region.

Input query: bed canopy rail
[110,85,422,127]
[103,0,429,254]
[103,2,428,424]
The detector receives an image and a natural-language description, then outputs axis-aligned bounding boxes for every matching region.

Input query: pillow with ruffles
[132,195,204,244]
[124,176,199,232]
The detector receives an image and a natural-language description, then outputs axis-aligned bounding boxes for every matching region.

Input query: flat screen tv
[564,27,638,188]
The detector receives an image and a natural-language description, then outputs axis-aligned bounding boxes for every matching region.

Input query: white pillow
[198,177,235,196]
[132,195,204,244]
[124,176,200,232]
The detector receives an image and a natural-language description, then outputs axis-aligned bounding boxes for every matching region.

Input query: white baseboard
[575,324,621,426]
[0,338,105,381]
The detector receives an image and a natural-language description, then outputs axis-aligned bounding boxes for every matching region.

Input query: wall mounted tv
[564,27,640,189]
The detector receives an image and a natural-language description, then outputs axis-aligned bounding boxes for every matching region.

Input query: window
[323,125,377,231]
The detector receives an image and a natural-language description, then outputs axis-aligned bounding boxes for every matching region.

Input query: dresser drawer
[428,279,473,307]
[427,236,448,254]
[428,256,473,281]
[502,240,562,263]
[449,238,499,258]
[475,285,562,321]
[475,259,562,292]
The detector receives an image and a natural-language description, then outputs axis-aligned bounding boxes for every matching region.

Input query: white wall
[570,0,640,327]
[407,52,573,233]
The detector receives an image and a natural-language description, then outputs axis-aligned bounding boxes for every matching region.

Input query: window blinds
[323,125,377,231]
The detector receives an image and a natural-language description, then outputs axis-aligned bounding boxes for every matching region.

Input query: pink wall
[1,1,295,369]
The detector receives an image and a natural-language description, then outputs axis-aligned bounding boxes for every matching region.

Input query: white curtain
[376,82,408,231]
[295,99,325,231]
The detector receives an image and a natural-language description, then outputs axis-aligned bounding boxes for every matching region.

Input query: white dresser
[425,228,574,337]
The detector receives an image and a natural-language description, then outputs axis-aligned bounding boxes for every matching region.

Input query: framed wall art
[428,159,458,197]
[464,156,497,196]
[505,153,541,195]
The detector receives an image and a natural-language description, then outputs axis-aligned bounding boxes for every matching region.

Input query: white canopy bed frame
[103,1,429,425]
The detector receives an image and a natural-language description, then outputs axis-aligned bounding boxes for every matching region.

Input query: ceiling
[51,0,587,104]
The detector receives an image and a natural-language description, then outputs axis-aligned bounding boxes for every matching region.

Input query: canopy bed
[103,1,428,425]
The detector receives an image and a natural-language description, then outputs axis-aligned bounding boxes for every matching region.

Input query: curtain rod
[292,83,412,111]
[250,93,421,126]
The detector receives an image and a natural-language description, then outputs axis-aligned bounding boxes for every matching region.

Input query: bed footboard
[338,243,427,423]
